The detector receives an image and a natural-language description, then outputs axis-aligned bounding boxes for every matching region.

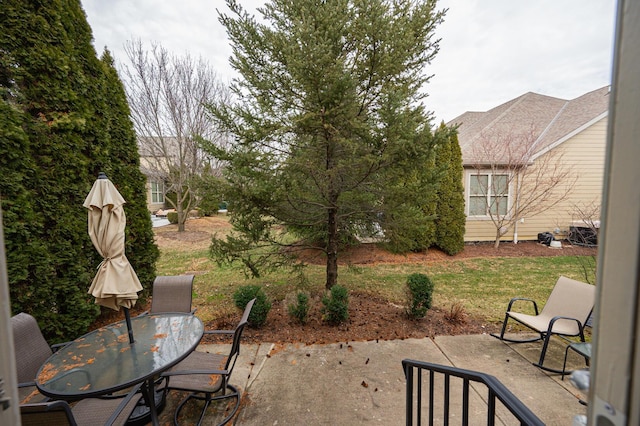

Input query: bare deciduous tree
[469,126,576,248]
[121,40,229,231]
[567,200,600,283]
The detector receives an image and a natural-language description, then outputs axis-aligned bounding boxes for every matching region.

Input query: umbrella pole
[124,307,134,344]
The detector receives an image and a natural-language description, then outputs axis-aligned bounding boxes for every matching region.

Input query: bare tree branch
[120,40,231,231]
[469,125,577,248]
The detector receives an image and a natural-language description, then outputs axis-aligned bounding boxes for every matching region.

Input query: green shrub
[233,285,272,327]
[321,285,349,325]
[288,292,310,325]
[167,211,178,224]
[405,273,435,319]
[433,125,466,255]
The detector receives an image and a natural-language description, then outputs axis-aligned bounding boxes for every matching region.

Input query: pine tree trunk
[326,205,338,290]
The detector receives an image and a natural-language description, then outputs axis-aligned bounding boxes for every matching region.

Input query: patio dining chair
[149,275,196,314]
[161,298,256,426]
[491,275,595,373]
[141,275,197,409]
[20,383,143,426]
[11,312,70,403]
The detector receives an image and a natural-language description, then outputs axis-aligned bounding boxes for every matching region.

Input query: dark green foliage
[433,124,466,255]
[233,285,272,327]
[207,0,446,290]
[379,149,440,254]
[287,292,310,325]
[0,0,102,342]
[167,212,178,224]
[192,172,225,216]
[0,0,157,342]
[321,285,349,325]
[405,273,434,319]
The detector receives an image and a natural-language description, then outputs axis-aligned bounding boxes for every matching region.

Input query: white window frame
[151,181,165,204]
[465,170,511,219]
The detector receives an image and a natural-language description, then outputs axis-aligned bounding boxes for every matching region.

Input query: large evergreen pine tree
[208,0,445,289]
[0,0,157,341]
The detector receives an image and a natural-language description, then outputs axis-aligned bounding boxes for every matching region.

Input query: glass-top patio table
[36,312,204,425]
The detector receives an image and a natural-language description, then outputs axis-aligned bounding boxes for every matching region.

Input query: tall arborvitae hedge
[0,0,158,342]
[434,123,466,255]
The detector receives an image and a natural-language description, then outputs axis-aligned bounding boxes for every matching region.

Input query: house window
[468,173,509,217]
[151,181,165,203]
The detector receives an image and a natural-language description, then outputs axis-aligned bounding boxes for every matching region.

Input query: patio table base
[126,385,166,426]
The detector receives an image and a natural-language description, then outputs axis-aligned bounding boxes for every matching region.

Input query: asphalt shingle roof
[448,86,610,164]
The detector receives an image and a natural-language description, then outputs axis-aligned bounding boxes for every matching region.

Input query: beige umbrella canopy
[83,173,142,320]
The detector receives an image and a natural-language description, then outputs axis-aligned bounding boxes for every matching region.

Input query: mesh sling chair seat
[162,298,256,426]
[139,274,197,416]
[149,275,196,314]
[20,383,143,426]
[11,312,71,404]
[491,275,596,373]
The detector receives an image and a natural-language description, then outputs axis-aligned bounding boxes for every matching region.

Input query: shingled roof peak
[450,86,609,164]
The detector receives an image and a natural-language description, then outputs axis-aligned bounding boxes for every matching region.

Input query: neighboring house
[138,136,176,213]
[448,86,610,243]
[143,169,166,214]
[137,135,224,214]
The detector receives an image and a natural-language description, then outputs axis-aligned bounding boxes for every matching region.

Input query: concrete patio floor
[166,333,589,425]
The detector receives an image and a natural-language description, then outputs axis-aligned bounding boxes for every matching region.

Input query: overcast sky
[81,0,617,124]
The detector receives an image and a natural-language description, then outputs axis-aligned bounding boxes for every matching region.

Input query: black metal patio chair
[161,298,256,425]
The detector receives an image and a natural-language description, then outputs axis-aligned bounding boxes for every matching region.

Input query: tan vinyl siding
[463,117,607,242]
[145,181,165,213]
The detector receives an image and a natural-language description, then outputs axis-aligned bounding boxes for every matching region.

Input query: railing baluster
[487,388,496,426]
[417,368,422,426]
[443,374,450,426]
[428,370,434,426]
[402,359,544,426]
[463,378,469,426]
[405,363,413,426]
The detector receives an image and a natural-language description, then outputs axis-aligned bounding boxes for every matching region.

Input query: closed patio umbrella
[83,172,142,343]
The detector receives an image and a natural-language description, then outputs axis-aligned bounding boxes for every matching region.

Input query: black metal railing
[403,359,544,426]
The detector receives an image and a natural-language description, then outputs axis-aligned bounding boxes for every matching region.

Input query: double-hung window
[468,173,509,217]
[151,181,165,203]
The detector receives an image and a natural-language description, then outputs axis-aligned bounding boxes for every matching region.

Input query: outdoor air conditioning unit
[568,220,600,247]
